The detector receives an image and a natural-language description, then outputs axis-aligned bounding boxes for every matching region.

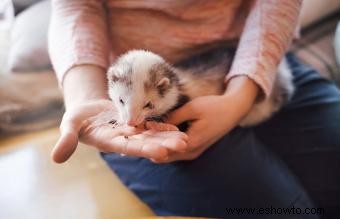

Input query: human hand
[156,76,259,163]
[52,99,189,163]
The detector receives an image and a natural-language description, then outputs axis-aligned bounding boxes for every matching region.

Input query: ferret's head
[107,50,180,126]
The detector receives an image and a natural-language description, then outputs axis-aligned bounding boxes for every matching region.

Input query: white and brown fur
[107,49,294,127]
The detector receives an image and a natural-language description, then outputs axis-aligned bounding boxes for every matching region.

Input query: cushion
[8,0,51,72]
[12,0,43,14]
[335,22,340,67]
[0,71,63,135]
[300,0,340,28]
[290,12,340,86]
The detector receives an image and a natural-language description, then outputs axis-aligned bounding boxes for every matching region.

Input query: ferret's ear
[111,74,120,82]
[107,66,120,82]
[156,77,170,89]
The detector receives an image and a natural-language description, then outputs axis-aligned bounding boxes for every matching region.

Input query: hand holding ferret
[155,76,259,163]
[51,99,188,163]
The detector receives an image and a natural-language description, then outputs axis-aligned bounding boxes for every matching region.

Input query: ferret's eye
[119,97,125,105]
[143,101,153,109]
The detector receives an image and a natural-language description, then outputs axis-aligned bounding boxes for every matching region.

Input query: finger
[109,136,169,160]
[152,144,206,164]
[186,119,209,144]
[52,103,114,163]
[80,123,139,149]
[135,131,188,152]
[145,121,179,131]
[152,151,196,163]
[51,118,82,163]
[143,129,188,143]
[144,122,189,151]
[82,123,139,139]
[166,102,198,125]
[151,120,216,163]
[52,127,79,163]
[160,137,188,152]
[81,124,169,160]
[62,103,114,130]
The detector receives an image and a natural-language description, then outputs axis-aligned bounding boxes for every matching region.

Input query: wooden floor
[0,128,155,219]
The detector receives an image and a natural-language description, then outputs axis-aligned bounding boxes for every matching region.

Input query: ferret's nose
[127,119,138,127]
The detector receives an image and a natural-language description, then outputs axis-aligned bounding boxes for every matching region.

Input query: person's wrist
[62,65,110,109]
[224,76,259,97]
[222,76,260,116]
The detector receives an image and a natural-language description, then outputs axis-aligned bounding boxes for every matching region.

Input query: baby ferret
[107,49,294,127]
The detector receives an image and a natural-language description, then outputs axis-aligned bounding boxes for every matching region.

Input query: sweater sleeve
[48,0,110,85]
[225,0,302,98]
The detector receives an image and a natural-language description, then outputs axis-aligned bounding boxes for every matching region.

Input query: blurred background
[0,1,156,218]
[0,0,339,218]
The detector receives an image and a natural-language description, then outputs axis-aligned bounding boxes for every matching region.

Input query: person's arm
[48,0,111,161]
[226,0,302,99]
[163,0,302,163]
[48,1,188,163]
[48,0,110,91]
[62,65,109,109]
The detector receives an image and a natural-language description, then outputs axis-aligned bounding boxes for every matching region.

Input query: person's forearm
[225,0,302,98]
[62,65,109,109]
[49,0,110,95]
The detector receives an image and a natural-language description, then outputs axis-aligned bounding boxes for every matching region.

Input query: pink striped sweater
[48,0,302,98]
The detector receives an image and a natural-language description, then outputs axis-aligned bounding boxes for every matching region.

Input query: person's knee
[102,128,317,218]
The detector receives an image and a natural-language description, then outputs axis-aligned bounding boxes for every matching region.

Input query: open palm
[52,99,188,163]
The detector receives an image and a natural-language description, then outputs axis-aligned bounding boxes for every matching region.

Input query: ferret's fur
[107,49,294,127]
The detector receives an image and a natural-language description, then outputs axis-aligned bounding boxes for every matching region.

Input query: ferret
[107,49,294,127]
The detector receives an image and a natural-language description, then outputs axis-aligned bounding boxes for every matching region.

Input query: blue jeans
[101,53,340,218]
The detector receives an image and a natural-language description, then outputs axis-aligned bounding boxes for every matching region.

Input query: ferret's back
[174,47,235,99]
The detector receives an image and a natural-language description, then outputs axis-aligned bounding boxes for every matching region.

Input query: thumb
[51,100,114,163]
[52,125,79,163]
[166,102,197,125]
[51,115,83,163]
[145,121,179,131]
